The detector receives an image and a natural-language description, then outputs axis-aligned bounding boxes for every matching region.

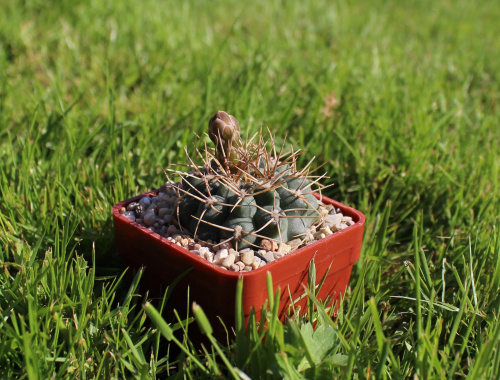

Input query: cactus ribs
[167,111,328,251]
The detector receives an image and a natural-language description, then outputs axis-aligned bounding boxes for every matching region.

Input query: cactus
[171,111,325,250]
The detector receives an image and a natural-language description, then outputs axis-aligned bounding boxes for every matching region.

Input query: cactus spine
[172,111,324,250]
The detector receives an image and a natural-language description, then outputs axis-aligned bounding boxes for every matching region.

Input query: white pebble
[273,251,285,260]
[197,246,209,255]
[240,250,255,266]
[319,226,333,236]
[341,215,353,223]
[143,211,156,226]
[156,201,170,209]
[161,195,177,208]
[218,241,233,250]
[229,263,240,272]
[122,211,136,222]
[314,232,326,240]
[139,197,151,208]
[214,249,229,263]
[278,243,291,254]
[325,214,342,228]
[158,208,171,218]
[126,202,139,211]
[304,227,316,242]
[251,259,261,270]
[204,251,214,262]
[262,251,275,262]
[222,254,236,268]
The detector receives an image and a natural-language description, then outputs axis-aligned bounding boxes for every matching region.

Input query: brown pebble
[288,239,302,250]
[167,225,178,235]
[120,207,126,213]
[260,239,278,252]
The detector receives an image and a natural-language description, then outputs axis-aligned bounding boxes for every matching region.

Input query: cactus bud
[209,110,242,170]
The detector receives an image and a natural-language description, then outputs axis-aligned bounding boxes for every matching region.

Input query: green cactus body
[177,173,320,249]
[173,110,324,250]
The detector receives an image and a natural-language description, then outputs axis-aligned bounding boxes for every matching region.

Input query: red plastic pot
[113,191,365,334]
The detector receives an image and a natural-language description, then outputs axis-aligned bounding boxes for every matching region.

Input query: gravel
[119,185,356,271]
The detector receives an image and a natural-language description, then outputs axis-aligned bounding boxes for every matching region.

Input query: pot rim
[113,190,365,278]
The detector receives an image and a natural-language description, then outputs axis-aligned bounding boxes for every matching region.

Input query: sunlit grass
[1,0,499,378]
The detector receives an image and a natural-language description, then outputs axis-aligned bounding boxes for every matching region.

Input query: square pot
[113,191,365,333]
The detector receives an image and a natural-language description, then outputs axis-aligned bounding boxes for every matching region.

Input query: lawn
[1,0,499,378]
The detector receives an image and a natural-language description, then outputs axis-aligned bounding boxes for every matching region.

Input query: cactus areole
[171,111,325,250]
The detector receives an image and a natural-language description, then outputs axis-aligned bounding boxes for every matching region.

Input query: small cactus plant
[169,111,326,250]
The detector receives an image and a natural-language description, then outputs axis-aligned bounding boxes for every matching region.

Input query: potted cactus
[113,111,365,334]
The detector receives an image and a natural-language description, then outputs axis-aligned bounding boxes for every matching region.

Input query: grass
[1,0,499,378]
